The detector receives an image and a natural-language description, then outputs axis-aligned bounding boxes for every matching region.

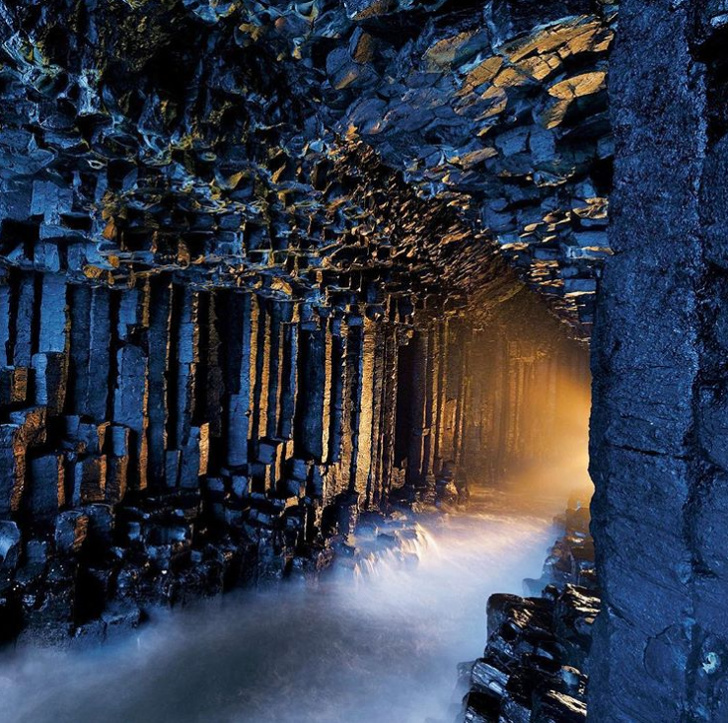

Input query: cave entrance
[462,288,592,505]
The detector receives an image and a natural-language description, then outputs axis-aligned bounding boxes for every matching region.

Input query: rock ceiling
[0,0,615,337]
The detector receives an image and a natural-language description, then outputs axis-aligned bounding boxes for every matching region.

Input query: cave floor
[0,490,562,723]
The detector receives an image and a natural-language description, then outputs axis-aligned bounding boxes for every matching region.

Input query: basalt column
[0,259,493,639]
[590,2,728,720]
[463,287,589,488]
[392,311,475,501]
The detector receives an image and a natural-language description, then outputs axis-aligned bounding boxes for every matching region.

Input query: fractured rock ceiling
[0,0,614,336]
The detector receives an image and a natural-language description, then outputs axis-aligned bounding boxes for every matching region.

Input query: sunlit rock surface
[0,0,602,642]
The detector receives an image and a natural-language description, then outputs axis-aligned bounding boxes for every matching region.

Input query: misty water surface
[0,489,563,723]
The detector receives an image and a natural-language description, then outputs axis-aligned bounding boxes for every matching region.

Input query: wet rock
[455,503,598,722]
[27,454,65,519]
[532,689,586,722]
[462,689,501,722]
[470,658,510,696]
[0,521,21,571]
[524,500,596,595]
[552,585,599,670]
[55,511,89,555]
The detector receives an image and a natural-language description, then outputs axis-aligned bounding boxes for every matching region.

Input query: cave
[0,0,725,721]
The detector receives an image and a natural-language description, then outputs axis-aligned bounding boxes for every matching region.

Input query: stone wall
[590,1,728,719]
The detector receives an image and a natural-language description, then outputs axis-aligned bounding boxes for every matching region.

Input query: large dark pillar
[590,1,728,720]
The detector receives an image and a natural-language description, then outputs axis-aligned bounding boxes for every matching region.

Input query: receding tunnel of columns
[0,261,591,537]
[461,288,591,500]
[0,0,612,720]
[0,258,595,721]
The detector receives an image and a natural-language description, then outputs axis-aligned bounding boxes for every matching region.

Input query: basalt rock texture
[334,3,616,329]
[590,0,728,720]
[0,0,614,334]
[0,268,481,642]
[0,0,605,641]
[456,501,598,723]
[0,262,585,642]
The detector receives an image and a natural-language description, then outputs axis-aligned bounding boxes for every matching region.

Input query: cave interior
[0,0,726,721]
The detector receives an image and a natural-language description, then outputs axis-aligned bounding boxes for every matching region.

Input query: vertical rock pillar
[590,1,728,719]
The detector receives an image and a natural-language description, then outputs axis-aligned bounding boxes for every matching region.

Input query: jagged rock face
[0,0,500,307]
[590,1,728,720]
[333,3,615,330]
[0,0,613,334]
[0,254,584,642]
[457,502,597,723]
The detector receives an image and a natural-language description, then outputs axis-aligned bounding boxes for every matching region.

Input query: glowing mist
[0,494,556,723]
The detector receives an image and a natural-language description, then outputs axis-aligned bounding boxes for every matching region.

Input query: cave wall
[0,262,488,640]
[590,1,728,719]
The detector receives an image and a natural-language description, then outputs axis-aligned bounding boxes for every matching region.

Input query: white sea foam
[0,491,559,723]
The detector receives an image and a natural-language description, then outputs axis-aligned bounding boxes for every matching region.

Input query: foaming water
[0,492,557,723]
